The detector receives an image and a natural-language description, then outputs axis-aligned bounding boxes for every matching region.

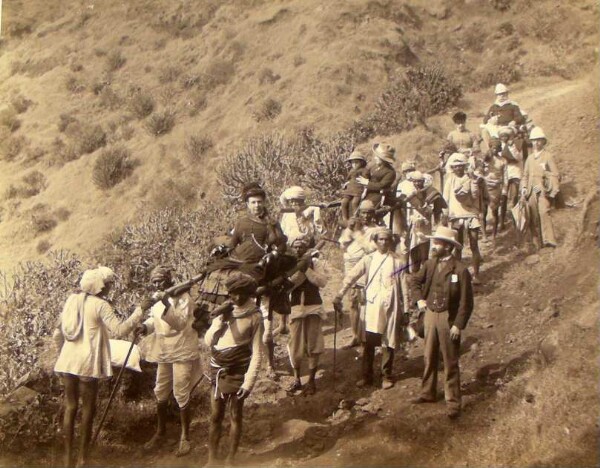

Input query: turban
[370,226,393,241]
[80,269,106,295]
[401,161,416,172]
[150,265,172,283]
[408,171,425,182]
[358,200,376,212]
[96,265,116,283]
[225,272,258,295]
[280,186,306,206]
[292,236,311,248]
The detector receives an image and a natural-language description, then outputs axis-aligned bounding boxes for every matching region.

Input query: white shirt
[364,251,395,334]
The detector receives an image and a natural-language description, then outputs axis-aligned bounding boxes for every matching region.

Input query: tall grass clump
[92,146,136,190]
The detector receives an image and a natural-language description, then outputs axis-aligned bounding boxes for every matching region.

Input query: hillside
[0,0,598,271]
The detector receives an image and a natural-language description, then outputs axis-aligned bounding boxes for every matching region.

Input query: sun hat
[529,127,547,141]
[372,142,396,165]
[494,83,508,94]
[427,226,462,249]
[346,150,367,164]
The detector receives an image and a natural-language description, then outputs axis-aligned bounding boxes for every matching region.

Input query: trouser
[287,315,324,369]
[421,309,461,411]
[362,331,394,381]
[154,360,198,408]
[527,193,556,246]
[349,287,365,341]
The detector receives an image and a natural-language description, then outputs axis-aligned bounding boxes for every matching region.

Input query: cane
[90,332,139,449]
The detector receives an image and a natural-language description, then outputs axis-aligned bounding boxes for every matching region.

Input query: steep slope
[0,0,597,271]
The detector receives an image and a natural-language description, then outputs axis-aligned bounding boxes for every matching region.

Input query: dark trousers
[421,309,461,411]
[362,331,394,381]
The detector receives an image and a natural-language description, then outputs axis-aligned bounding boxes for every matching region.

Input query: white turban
[97,265,116,283]
[280,186,306,206]
[80,269,106,295]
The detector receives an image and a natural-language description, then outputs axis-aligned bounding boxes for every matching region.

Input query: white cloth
[280,207,323,245]
[339,225,378,286]
[109,339,142,372]
[54,294,143,379]
[364,251,396,335]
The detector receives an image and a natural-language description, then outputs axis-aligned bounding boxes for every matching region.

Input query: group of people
[51,83,561,467]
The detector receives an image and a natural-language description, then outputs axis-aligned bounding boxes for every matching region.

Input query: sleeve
[367,168,396,191]
[52,327,64,351]
[453,267,474,329]
[409,261,429,305]
[143,316,155,334]
[442,177,451,207]
[160,294,192,332]
[305,261,328,288]
[338,228,354,251]
[241,316,264,392]
[483,105,495,124]
[204,315,223,347]
[339,257,368,296]
[230,219,243,248]
[520,157,530,194]
[99,302,143,338]
[546,154,560,197]
[289,270,308,288]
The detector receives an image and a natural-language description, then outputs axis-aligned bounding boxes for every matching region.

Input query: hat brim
[376,154,395,165]
[426,235,463,249]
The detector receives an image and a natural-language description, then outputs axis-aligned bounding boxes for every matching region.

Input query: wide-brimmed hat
[427,226,462,249]
[529,127,547,141]
[448,153,469,166]
[494,83,508,94]
[372,143,396,165]
[452,111,467,124]
[358,200,376,212]
[346,150,367,164]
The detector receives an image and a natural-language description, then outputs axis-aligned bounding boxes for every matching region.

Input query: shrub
[36,239,52,254]
[99,86,121,110]
[77,124,106,154]
[106,50,126,71]
[11,94,33,114]
[24,146,47,164]
[31,213,58,235]
[0,109,22,132]
[259,68,281,85]
[129,92,155,119]
[200,60,235,90]
[92,146,136,190]
[369,65,462,135]
[490,0,511,11]
[186,92,207,117]
[293,55,306,67]
[158,66,180,84]
[4,171,47,199]
[185,135,213,162]
[475,61,522,89]
[50,138,78,165]
[145,109,175,136]
[57,113,77,132]
[54,207,71,221]
[65,75,86,94]
[252,98,282,122]
[1,135,27,161]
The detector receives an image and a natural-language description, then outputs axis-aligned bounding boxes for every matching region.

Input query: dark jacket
[483,102,524,126]
[409,256,474,329]
[365,163,397,205]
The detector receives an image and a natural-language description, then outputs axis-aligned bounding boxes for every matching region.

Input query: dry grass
[0,108,22,132]
[129,92,155,119]
[185,134,214,162]
[252,98,282,122]
[4,171,48,200]
[1,135,27,161]
[10,94,33,114]
[76,124,107,155]
[106,50,126,72]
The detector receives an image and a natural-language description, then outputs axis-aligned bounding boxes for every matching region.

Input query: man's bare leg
[206,395,226,466]
[62,375,79,468]
[75,379,98,468]
[469,228,482,284]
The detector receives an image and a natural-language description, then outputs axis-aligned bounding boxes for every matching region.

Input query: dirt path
[91,73,599,468]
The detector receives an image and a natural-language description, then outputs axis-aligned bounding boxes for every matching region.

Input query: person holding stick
[204,273,264,467]
[52,267,145,467]
[285,237,327,396]
[333,227,405,390]
[139,265,199,457]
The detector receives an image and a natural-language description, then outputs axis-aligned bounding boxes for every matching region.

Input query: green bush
[92,146,136,190]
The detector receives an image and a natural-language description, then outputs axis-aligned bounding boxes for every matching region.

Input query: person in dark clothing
[356,143,397,207]
[409,226,474,419]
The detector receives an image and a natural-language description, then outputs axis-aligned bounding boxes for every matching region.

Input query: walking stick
[90,332,139,449]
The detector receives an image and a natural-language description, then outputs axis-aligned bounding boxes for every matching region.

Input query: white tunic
[364,251,395,335]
